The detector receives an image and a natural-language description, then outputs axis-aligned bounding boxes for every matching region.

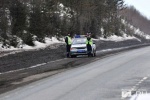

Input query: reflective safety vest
[67,36,72,45]
[86,38,93,46]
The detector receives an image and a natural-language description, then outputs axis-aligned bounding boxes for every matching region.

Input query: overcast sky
[124,0,150,19]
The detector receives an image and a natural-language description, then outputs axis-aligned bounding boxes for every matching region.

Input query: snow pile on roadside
[130,94,150,100]
[100,34,138,42]
[33,37,62,49]
[0,37,64,51]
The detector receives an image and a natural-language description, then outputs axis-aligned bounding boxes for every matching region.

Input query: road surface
[1,46,150,100]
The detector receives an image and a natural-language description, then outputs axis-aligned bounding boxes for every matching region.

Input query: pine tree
[10,0,27,37]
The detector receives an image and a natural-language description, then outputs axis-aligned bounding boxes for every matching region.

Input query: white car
[70,36,96,57]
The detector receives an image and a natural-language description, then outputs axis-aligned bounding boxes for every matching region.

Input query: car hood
[71,44,86,48]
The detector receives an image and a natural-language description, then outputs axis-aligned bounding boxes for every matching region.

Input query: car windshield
[72,38,86,44]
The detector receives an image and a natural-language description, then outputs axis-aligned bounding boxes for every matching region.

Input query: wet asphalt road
[1,46,150,100]
[0,39,143,73]
[0,39,149,94]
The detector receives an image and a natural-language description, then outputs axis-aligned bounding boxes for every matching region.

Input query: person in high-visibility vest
[86,33,93,57]
[65,33,72,57]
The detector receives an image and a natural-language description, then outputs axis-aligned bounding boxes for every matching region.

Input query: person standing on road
[86,33,93,57]
[65,33,72,57]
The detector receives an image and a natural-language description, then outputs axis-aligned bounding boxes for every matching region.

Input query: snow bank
[100,34,138,42]
[130,94,150,100]
[0,37,64,51]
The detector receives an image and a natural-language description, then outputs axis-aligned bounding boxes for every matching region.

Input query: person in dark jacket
[65,33,72,57]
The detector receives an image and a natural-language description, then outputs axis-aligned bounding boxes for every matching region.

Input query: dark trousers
[66,45,71,57]
[87,44,92,55]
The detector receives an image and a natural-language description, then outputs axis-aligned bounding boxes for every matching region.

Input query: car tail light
[70,48,76,50]
[70,48,74,50]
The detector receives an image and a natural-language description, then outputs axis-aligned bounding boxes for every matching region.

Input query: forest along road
[1,46,150,100]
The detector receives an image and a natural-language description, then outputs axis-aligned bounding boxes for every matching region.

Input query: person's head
[88,33,91,36]
[86,33,91,37]
[67,33,70,36]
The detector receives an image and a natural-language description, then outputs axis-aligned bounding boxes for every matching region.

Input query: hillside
[0,0,150,50]
[120,6,150,35]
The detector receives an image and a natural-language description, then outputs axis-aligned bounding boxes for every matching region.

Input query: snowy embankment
[99,34,139,42]
[0,37,64,58]
[0,34,149,54]
[0,37,64,51]
[130,94,150,100]
[0,24,150,56]
[23,37,64,50]
[0,34,139,53]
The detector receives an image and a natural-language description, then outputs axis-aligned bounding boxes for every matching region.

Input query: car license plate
[77,50,85,53]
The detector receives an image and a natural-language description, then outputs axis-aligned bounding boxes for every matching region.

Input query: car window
[72,38,86,44]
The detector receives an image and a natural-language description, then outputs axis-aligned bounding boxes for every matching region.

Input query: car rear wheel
[94,52,96,57]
